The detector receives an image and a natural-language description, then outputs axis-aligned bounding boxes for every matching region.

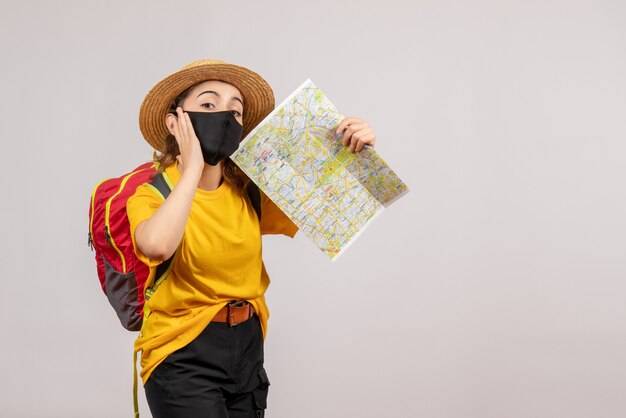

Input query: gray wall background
[1,0,625,417]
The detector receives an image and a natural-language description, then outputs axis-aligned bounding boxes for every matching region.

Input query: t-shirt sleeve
[126,184,165,267]
[259,191,299,238]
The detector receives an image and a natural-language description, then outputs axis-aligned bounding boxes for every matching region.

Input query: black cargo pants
[144,313,270,417]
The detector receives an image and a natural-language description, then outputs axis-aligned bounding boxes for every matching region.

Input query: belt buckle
[227,300,247,327]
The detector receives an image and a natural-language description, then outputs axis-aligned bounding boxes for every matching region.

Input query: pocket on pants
[252,367,270,411]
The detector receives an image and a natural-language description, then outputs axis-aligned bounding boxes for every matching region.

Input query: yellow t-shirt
[126,162,298,384]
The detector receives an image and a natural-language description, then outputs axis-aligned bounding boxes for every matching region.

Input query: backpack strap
[246,182,262,220]
[150,172,175,280]
[144,172,175,301]
[149,171,172,199]
[133,350,140,418]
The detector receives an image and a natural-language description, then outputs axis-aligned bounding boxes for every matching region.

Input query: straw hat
[139,59,275,152]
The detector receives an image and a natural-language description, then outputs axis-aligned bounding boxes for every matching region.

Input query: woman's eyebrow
[196,90,244,106]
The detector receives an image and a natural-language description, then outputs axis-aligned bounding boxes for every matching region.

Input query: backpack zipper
[104,225,111,247]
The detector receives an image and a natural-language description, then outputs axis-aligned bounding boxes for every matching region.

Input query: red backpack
[88,161,262,331]
[88,162,173,331]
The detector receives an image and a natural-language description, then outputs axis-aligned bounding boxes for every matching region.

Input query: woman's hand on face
[335,117,376,153]
[170,107,205,175]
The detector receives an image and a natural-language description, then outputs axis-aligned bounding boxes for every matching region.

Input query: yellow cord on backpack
[133,350,140,418]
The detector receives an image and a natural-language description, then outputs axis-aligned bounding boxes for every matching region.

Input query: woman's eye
[201,103,215,109]
[231,110,242,117]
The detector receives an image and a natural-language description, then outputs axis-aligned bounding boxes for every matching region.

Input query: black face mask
[184,111,243,166]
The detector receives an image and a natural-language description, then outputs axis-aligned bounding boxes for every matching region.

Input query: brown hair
[155,82,251,194]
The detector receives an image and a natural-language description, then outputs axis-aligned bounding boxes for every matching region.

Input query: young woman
[127,59,377,417]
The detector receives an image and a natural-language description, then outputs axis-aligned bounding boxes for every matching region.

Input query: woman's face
[179,80,244,126]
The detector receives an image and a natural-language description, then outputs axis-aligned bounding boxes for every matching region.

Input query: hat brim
[139,61,275,152]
